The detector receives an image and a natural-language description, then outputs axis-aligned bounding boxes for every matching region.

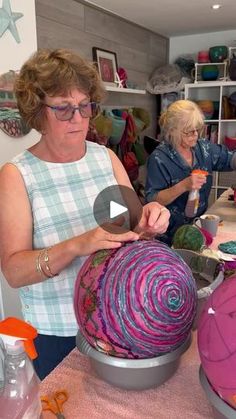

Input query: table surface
[40,190,236,419]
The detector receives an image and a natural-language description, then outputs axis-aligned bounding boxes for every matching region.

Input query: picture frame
[92,47,118,86]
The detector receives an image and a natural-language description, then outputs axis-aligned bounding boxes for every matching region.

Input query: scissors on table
[41,389,68,418]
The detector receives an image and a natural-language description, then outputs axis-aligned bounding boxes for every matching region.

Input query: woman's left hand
[134,202,170,239]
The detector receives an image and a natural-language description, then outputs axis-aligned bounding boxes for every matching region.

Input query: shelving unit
[185,80,236,203]
[193,62,227,83]
[105,85,146,94]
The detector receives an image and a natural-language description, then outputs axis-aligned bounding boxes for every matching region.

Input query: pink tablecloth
[211,227,236,251]
[40,331,212,419]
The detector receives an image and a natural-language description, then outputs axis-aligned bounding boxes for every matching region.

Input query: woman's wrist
[66,236,83,259]
[180,177,191,193]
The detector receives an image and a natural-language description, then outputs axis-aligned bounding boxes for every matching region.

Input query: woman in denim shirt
[145,100,236,244]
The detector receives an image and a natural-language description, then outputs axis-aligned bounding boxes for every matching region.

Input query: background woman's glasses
[182,128,201,137]
[45,102,97,121]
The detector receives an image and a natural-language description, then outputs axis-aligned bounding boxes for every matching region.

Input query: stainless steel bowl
[199,366,236,419]
[76,331,191,390]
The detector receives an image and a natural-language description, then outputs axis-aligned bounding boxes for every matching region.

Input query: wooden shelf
[105,85,146,94]
[185,80,236,88]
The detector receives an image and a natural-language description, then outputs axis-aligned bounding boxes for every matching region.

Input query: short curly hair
[14,48,106,132]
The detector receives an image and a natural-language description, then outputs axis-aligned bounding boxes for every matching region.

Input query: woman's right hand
[185,173,207,191]
[74,223,139,256]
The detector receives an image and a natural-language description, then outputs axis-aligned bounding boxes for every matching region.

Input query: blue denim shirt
[145,139,234,242]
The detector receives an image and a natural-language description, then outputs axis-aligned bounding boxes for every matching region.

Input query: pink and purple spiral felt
[198,273,236,409]
[74,240,197,358]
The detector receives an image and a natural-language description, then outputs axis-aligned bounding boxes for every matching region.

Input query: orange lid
[191,169,208,176]
[0,317,38,359]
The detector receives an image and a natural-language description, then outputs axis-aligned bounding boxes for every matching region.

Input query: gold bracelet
[36,250,46,277]
[41,247,58,277]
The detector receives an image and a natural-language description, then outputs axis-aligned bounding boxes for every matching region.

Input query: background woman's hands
[185,173,207,191]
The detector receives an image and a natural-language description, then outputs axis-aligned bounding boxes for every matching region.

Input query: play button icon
[93,185,143,234]
[110,201,128,219]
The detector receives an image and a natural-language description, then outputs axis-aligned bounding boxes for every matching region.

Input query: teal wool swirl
[74,240,197,358]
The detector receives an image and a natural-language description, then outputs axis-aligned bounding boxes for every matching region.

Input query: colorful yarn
[74,240,197,359]
[218,241,236,255]
[198,274,236,409]
[172,225,205,251]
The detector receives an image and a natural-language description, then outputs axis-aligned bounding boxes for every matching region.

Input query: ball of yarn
[198,227,213,246]
[74,240,197,359]
[201,65,219,81]
[198,274,236,409]
[197,100,214,119]
[172,225,205,251]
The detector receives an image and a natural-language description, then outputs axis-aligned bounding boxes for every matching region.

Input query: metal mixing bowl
[76,331,191,390]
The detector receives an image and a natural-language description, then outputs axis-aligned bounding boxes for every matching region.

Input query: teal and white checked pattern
[11,141,118,336]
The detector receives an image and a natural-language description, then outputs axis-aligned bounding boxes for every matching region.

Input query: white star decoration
[0,0,23,43]
[114,72,124,88]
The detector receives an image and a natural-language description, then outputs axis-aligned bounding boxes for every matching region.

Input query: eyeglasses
[182,129,201,137]
[45,102,97,121]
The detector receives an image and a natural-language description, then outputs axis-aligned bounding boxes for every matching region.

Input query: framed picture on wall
[92,47,118,86]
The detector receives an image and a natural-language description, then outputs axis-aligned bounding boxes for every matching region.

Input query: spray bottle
[185,169,208,218]
[0,317,42,419]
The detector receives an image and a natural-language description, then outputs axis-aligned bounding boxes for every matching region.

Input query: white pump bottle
[0,317,42,419]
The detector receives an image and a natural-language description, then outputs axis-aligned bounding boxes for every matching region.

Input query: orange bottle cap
[191,169,208,176]
[0,317,38,359]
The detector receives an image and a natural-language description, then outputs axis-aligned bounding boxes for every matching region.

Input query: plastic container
[185,169,208,218]
[0,317,41,419]
[199,366,236,419]
[76,331,191,390]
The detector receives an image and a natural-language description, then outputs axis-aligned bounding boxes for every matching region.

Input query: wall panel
[36,0,169,137]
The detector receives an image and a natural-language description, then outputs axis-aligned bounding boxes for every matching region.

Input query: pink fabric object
[198,274,236,409]
[74,240,197,358]
[117,67,127,87]
[40,331,212,419]
[198,227,213,246]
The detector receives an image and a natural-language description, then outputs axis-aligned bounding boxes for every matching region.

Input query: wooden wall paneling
[149,33,169,61]
[35,0,169,138]
[84,6,150,53]
[118,46,149,74]
[36,16,99,59]
[35,0,84,31]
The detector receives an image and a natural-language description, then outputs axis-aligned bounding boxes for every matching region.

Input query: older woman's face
[179,127,200,149]
[43,88,91,146]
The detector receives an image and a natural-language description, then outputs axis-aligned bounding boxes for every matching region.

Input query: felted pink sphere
[74,240,197,359]
[198,274,236,409]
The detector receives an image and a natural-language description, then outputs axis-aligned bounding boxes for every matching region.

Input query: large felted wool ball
[198,274,236,409]
[172,225,205,251]
[74,240,197,359]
